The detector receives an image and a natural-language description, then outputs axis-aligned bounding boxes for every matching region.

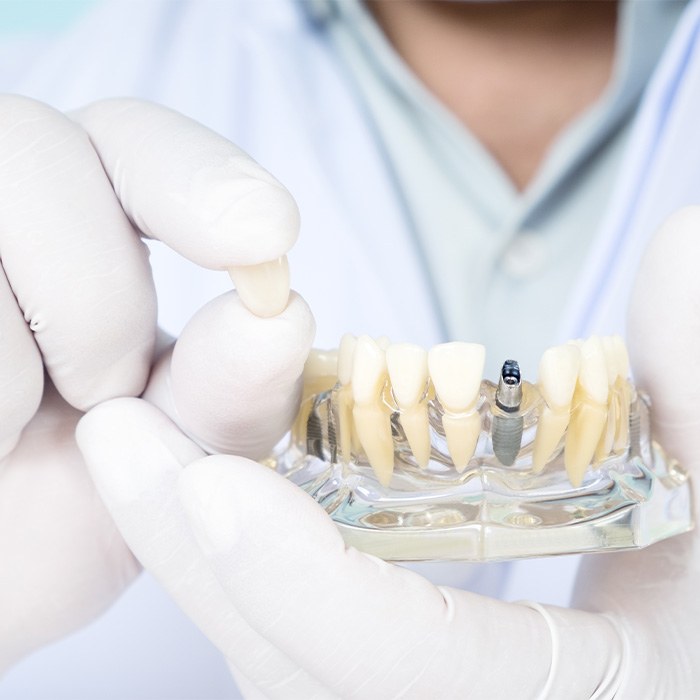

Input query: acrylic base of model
[270,383,693,563]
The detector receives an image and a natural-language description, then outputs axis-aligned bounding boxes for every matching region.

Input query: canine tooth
[386,343,430,467]
[532,344,581,471]
[428,342,485,471]
[228,256,289,317]
[352,336,394,485]
[564,336,608,486]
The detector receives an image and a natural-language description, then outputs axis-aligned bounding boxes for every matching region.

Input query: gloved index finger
[0,95,156,410]
[73,99,300,317]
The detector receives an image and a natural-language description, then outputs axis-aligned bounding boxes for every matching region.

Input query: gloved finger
[0,95,156,410]
[159,290,315,458]
[571,207,700,697]
[0,265,43,458]
[73,98,300,317]
[627,206,700,472]
[76,398,333,699]
[179,456,623,699]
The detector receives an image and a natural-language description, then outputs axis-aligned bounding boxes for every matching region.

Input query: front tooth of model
[336,334,357,463]
[594,336,621,462]
[351,335,394,486]
[532,344,581,472]
[564,336,609,486]
[386,343,430,467]
[428,342,485,472]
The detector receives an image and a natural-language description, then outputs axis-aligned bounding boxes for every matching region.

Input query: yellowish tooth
[428,342,485,472]
[337,334,357,464]
[293,348,338,443]
[228,256,290,317]
[386,343,430,467]
[303,348,338,394]
[564,336,608,486]
[532,344,581,472]
[351,336,394,486]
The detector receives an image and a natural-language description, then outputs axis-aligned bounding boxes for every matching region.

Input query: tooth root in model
[564,336,609,487]
[428,341,485,472]
[351,335,394,486]
[532,344,581,472]
[336,334,357,464]
[386,343,431,468]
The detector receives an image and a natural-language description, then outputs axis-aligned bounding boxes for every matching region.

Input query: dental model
[271,333,692,562]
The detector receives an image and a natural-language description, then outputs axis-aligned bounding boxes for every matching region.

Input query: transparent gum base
[267,383,694,562]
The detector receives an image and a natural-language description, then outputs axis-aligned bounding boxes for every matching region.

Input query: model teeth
[386,343,430,467]
[297,334,632,488]
[428,342,485,472]
[564,336,609,487]
[351,335,394,486]
[532,344,581,472]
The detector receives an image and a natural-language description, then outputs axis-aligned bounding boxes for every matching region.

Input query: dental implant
[492,359,524,466]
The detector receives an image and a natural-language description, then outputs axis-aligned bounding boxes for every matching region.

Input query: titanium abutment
[492,359,524,466]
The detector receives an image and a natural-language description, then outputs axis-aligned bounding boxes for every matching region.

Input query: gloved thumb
[178,456,622,699]
[145,290,315,458]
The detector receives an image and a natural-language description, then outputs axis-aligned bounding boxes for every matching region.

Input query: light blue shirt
[306,0,686,377]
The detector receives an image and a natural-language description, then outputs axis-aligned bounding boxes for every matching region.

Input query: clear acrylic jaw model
[268,335,694,562]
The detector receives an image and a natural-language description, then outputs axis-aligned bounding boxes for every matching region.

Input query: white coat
[2,0,700,697]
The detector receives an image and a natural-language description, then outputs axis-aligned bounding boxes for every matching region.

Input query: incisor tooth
[533,344,581,472]
[386,343,430,467]
[564,336,608,486]
[228,256,290,317]
[428,342,484,472]
[352,336,394,485]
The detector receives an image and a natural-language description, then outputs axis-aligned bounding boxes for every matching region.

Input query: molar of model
[352,335,394,486]
[564,335,609,486]
[532,344,581,472]
[386,343,431,468]
[428,341,485,472]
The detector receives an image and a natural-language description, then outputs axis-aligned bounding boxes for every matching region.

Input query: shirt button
[501,231,547,279]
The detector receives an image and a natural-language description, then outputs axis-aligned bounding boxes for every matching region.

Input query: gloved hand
[0,95,303,674]
[77,207,700,699]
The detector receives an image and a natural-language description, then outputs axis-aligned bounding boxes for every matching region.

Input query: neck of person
[367,0,618,191]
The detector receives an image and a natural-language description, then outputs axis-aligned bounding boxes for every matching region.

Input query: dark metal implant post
[492,360,524,466]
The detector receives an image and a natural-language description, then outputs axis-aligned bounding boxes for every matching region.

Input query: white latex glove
[0,95,300,674]
[78,207,700,699]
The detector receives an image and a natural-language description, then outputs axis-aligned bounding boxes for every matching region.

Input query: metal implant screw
[493,359,524,466]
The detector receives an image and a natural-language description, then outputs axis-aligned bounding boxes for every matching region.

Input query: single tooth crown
[428,341,485,412]
[538,344,580,409]
[351,335,387,404]
[386,343,428,408]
